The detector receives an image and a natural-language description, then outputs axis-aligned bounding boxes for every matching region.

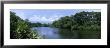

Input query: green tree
[10,11,41,39]
[52,11,101,30]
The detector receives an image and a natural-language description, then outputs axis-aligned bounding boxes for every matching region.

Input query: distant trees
[24,19,49,27]
[30,22,42,27]
[52,11,101,31]
[10,11,41,39]
[30,22,51,27]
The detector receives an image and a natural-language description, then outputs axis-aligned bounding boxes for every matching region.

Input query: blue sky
[10,9,101,24]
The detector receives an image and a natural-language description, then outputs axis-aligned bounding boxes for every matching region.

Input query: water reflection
[32,27,101,39]
[58,29,79,39]
[32,27,60,39]
[77,30,101,39]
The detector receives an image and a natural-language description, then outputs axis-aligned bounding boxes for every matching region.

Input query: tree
[10,11,41,39]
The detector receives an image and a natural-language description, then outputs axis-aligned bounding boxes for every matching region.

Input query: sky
[10,9,101,24]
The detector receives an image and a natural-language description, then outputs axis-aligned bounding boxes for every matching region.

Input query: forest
[10,11,101,39]
[52,11,101,30]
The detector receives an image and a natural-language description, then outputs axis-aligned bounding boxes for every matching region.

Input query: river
[32,27,100,39]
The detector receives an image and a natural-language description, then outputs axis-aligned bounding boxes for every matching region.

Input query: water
[32,27,101,39]
[32,27,60,39]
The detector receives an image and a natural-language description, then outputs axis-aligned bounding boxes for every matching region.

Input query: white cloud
[28,15,63,23]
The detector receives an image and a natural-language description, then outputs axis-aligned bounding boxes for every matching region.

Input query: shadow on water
[58,29,101,39]
[77,30,101,39]
[58,29,79,39]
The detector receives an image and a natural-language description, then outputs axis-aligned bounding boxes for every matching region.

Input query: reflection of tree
[58,29,78,39]
[77,30,101,39]
[58,29,100,39]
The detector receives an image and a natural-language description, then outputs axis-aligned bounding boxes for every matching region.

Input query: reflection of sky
[10,9,101,24]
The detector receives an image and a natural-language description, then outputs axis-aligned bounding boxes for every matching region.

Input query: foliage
[52,11,101,39]
[52,11,101,31]
[10,11,42,39]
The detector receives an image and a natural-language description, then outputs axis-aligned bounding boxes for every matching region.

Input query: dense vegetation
[52,11,101,31]
[52,11,101,39]
[10,11,42,39]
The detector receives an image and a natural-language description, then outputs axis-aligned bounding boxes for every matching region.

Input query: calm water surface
[32,27,100,39]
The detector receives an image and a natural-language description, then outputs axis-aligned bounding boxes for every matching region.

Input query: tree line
[25,19,51,27]
[52,11,101,31]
